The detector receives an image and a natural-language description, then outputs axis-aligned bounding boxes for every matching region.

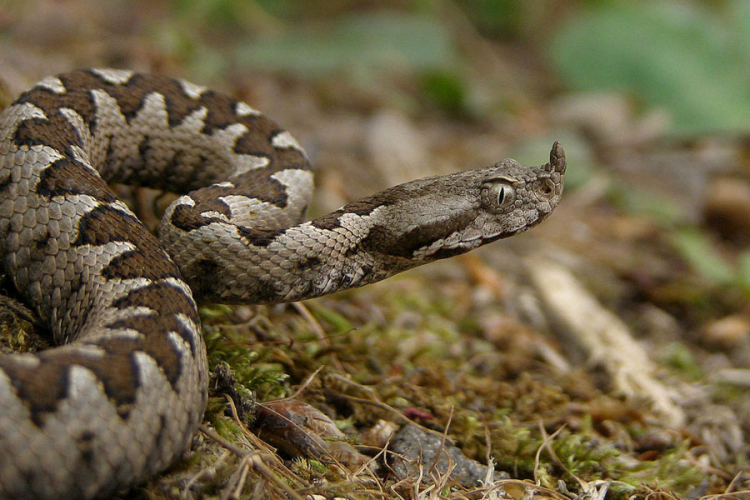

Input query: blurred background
[1,1,749,498]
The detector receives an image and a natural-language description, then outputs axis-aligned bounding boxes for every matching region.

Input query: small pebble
[704,178,750,242]
[388,425,508,487]
[703,315,750,348]
[362,419,398,448]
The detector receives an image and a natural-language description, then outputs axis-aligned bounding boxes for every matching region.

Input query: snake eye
[482,181,516,212]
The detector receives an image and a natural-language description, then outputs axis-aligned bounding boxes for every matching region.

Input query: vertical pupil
[497,187,505,205]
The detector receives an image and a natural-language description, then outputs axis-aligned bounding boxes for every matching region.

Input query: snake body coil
[0,69,565,499]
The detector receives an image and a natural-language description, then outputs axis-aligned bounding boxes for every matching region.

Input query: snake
[0,69,566,499]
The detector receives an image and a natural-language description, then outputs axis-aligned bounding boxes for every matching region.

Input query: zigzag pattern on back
[0,69,565,499]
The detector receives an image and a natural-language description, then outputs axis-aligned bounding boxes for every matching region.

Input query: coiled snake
[0,69,566,499]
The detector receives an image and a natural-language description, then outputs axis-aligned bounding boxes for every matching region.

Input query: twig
[199,425,305,500]
[533,422,567,486]
[293,301,346,371]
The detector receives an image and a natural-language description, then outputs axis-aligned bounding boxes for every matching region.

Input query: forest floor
[0,2,748,499]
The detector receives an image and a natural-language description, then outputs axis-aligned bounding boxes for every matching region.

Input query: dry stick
[493,479,569,500]
[386,430,446,499]
[228,392,389,499]
[527,259,685,428]
[292,302,327,344]
[184,449,231,499]
[224,395,309,489]
[254,393,378,490]
[385,453,419,492]
[684,449,733,481]
[481,415,496,486]
[314,375,487,496]
[724,472,750,494]
[287,365,324,400]
[384,439,425,495]
[325,385,471,492]
[424,408,460,498]
[536,423,614,500]
[328,374,448,438]
[199,425,305,500]
[293,302,347,372]
[532,422,567,486]
[427,406,455,477]
[222,456,251,500]
[254,400,332,460]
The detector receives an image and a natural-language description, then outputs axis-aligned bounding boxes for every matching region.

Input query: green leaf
[608,184,685,224]
[659,342,703,379]
[669,229,733,285]
[308,303,353,333]
[550,2,750,135]
[734,250,750,295]
[729,0,750,65]
[420,70,469,116]
[237,12,457,77]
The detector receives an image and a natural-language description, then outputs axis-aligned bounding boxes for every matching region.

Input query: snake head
[473,140,566,241]
[350,142,566,265]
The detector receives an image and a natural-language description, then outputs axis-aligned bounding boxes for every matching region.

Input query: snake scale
[0,69,566,499]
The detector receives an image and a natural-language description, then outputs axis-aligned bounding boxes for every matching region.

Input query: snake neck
[167,150,566,305]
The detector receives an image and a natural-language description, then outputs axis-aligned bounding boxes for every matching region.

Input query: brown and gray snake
[0,69,566,499]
